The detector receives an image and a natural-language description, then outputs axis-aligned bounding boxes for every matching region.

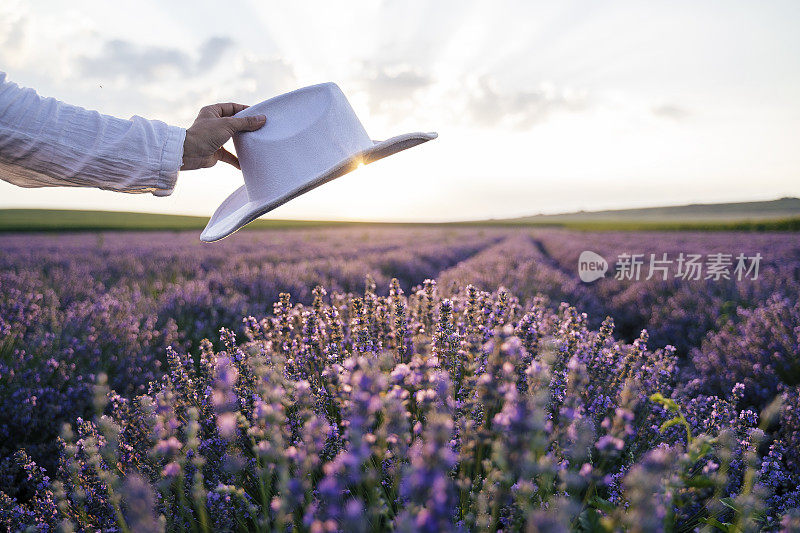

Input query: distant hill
[1,198,799,233]
[0,209,349,233]
[498,197,800,224]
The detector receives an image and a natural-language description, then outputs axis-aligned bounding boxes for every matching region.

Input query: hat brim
[200,131,437,242]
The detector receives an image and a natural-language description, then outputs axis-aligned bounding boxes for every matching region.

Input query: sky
[0,0,798,222]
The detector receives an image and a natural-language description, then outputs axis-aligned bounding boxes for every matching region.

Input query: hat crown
[233,83,374,201]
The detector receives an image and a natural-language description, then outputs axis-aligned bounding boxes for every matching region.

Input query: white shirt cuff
[153,125,186,197]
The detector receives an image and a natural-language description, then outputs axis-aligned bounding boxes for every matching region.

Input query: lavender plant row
[0,229,502,500]
[0,227,798,531]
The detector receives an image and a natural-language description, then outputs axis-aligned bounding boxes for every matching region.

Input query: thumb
[226,114,266,132]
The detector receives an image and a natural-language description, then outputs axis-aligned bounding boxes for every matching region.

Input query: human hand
[181,103,266,171]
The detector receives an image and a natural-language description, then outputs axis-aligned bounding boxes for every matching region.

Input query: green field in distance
[1,197,799,233]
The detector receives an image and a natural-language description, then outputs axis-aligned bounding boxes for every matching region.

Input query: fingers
[225,114,267,133]
[215,147,240,169]
[199,102,250,118]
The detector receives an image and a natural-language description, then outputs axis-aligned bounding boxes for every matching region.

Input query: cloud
[57,31,297,124]
[362,63,432,101]
[357,62,433,120]
[462,75,589,129]
[2,16,25,51]
[0,13,27,66]
[222,55,297,103]
[71,31,589,131]
[78,40,192,81]
[352,56,590,130]
[127,54,297,124]
[77,37,235,82]
[197,37,235,70]
[651,103,690,120]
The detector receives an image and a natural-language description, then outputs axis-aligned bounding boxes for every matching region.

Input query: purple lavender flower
[1,227,799,529]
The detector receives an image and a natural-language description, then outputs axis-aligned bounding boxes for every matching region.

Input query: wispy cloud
[77,37,235,82]
[229,55,296,99]
[197,37,236,71]
[0,12,28,68]
[460,75,590,129]
[361,63,432,101]
[651,103,690,120]
[354,60,589,130]
[356,62,433,122]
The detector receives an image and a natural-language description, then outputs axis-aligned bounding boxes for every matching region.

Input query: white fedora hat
[200,82,437,242]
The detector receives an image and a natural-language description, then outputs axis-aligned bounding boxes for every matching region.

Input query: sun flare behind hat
[200,82,437,242]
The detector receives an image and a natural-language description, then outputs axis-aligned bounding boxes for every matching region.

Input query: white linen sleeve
[0,71,186,197]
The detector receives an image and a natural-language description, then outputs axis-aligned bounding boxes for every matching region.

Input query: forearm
[0,72,185,196]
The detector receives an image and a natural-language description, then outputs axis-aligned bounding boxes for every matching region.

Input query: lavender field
[1,227,799,531]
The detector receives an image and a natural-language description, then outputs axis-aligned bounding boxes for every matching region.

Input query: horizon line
[1,195,798,224]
